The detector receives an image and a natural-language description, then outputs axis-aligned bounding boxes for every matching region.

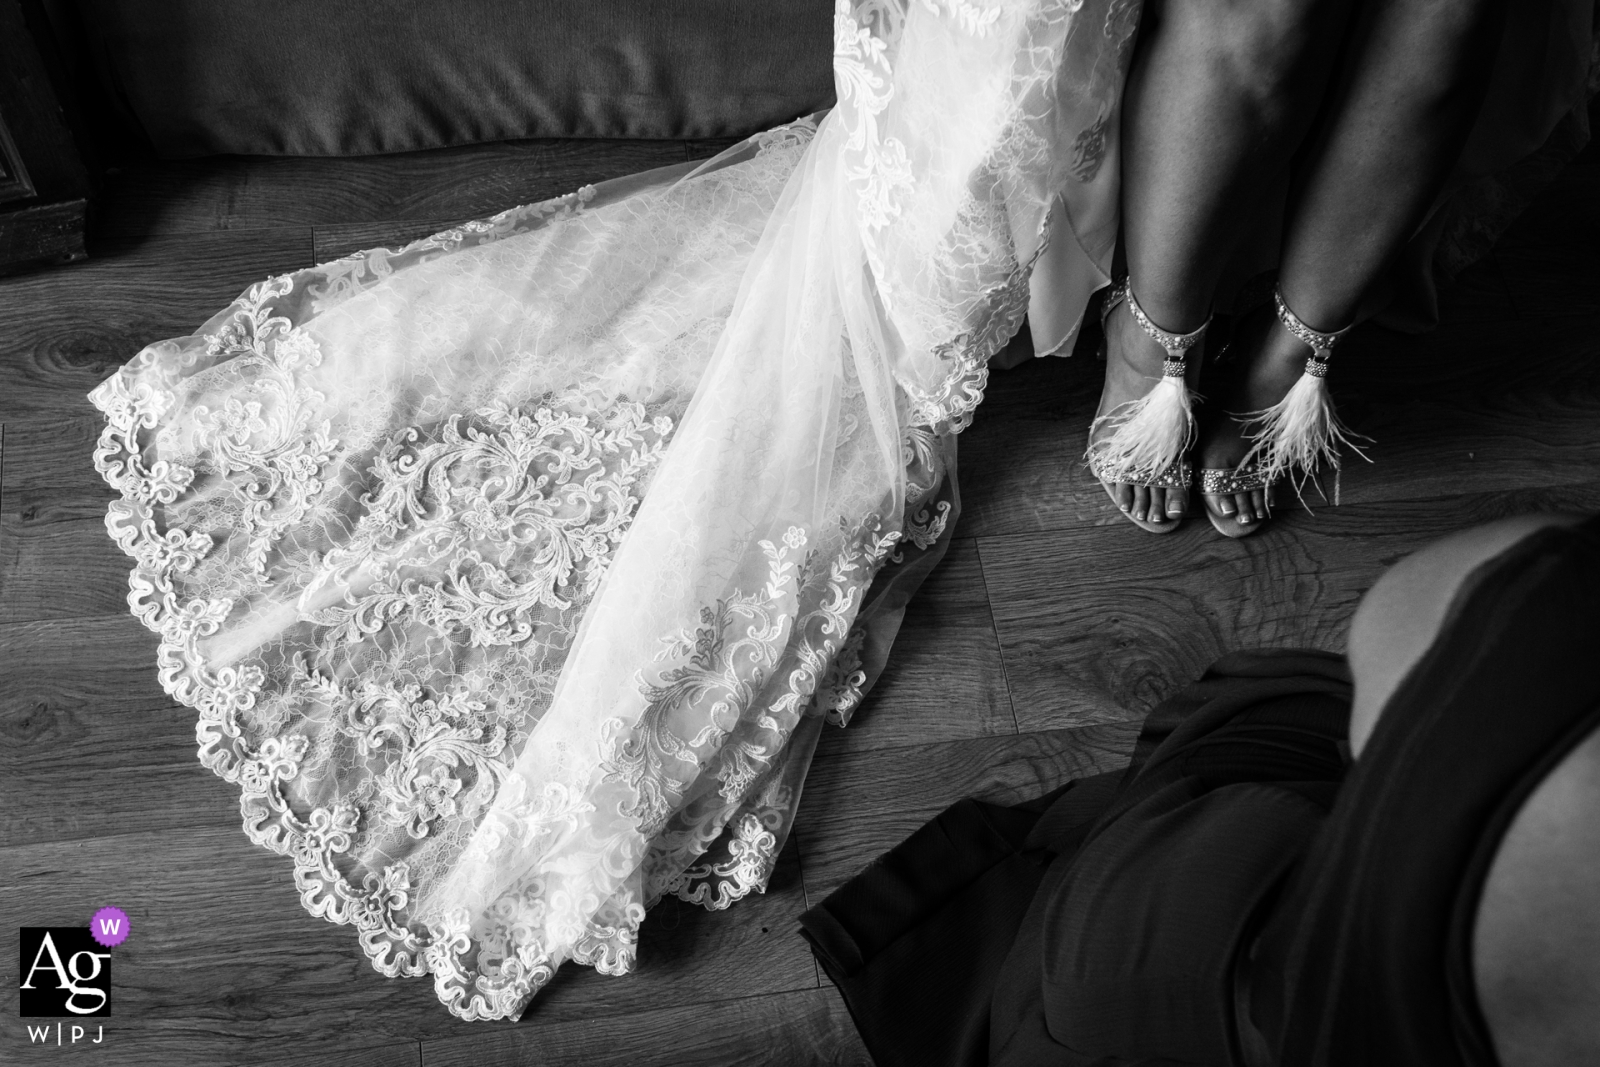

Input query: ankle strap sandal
[1200,284,1370,504]
[1086,277,1209,494]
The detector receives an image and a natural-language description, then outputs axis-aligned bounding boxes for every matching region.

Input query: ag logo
[18,928,111,1017]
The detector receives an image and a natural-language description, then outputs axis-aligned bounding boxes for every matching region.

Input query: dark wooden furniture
[0,0,89,275]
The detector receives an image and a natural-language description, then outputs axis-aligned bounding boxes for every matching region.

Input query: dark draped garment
[801,514,1600,1066]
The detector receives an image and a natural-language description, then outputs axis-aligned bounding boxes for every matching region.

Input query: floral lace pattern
[302,401,671,645]
[835,0,915,281]
[833,0,1135,434]
[416,520,899,1019]
[89,0,1134,1023]
[91,272,691,991]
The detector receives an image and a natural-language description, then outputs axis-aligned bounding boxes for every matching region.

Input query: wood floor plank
[421,986,868,1067]
[979,480,1600,733]
[1297,311,1600,507]
[798,723,1137,902]
[0,415,108,498]
[0,615,164,716]
[0,698,213,848]
[816,538,1015,760]
[0,826,456,1062]
[794,810,937,906]
[0,417,127,624]
[0,229,314,422]
[805,724,1140,824]
[958,305,1600,539]
[0,823,815,1059]
[0,1019,419,1067]
[246,1043,422,1067]
[312,219,466,263]
[305,138,752,260]
[513,836,818,1026]
[0,500,126,624]
[96,140,691,238]
[0,414,190,842]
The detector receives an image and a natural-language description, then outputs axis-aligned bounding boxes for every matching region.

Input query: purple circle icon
[90,906,130,948]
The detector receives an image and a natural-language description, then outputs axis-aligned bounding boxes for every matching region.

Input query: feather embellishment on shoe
[1086,278,1208,487]
[1236,286,1371,502]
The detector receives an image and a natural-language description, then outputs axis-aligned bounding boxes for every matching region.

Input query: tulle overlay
[88,0,1133,1020]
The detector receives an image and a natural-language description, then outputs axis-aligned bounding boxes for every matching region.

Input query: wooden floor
[1,119,1597,1065]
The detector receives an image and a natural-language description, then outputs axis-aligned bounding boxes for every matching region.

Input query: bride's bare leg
[1103,0,1352,525]
[1199,0,1511,525]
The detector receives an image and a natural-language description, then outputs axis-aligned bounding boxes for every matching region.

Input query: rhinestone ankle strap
[1274,287,1352,373]
[1120,278,1210,379]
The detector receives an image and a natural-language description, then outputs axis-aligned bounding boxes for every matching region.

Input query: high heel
[1087,277,1209,534]
[1199,285,1370,538]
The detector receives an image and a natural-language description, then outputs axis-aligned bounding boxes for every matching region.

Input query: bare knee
[1345,513,1586,757]
[1145,0,1353,111]
[1474,725,1600,1066]
[1345,0,1510,111]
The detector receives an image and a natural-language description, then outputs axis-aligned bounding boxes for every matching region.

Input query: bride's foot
[1088,285,1206,531]
[1196,307,1308,536]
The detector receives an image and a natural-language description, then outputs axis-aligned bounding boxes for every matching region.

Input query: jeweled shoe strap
[1123,277,1210,380]
[1274,286,1352,373]
[1200,464,1270,495]
[1090,450,1194,491]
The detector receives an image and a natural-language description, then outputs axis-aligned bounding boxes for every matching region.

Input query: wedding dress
[90,0,1135,1020]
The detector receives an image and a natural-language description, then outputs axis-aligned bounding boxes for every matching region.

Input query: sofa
[34,0,838,158]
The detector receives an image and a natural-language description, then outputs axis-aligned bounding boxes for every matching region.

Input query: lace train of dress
[88,0,1134,1021]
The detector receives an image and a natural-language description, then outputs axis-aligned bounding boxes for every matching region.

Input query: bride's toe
[1202,489,1259,539]
[1131,485,1151,523]
[1166,488,1188,520]
[1150,488,1171,525]
[1115,481,1135,514]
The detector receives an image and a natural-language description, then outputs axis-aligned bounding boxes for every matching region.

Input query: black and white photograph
[2,0,1597,1063]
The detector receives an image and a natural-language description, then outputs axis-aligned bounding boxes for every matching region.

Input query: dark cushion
[63,0,835,157]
